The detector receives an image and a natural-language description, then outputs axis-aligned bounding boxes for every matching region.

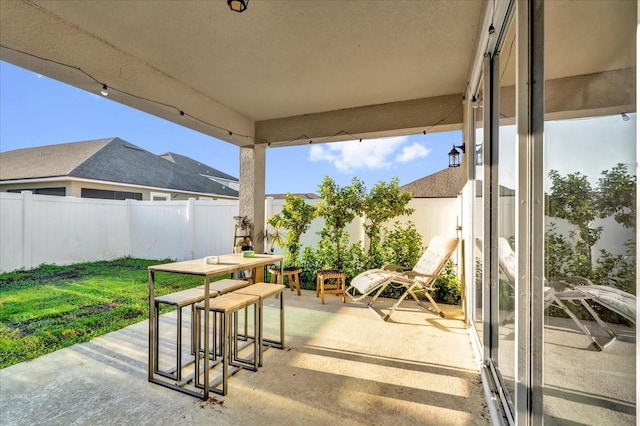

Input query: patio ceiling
[0,1,635,147]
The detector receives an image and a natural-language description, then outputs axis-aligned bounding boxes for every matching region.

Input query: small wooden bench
[316,270,346,304]
[268,267,302,296]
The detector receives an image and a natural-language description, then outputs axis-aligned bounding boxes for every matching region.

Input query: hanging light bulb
[100,84,109,96]
[227,0,248,13]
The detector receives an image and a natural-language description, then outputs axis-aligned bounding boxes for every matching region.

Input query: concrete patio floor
[0,290,489,425]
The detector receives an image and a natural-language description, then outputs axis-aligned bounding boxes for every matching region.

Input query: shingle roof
[159,152,238,182]
[400,167,466,198]
[267,193,320,200]
[0,138,238,198]
[0,138,112,180]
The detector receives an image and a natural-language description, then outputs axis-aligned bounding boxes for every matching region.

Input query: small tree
[547,170,601,273]
[597,163,636,229]
[546,164,636,293]
[316,176,365,271]
[267,193,317,267]
[360,178,414,267]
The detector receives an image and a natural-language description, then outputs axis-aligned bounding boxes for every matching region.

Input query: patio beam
[255,94,463,145]
[498,67,635,121]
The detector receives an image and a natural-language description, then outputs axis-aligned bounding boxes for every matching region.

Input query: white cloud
[396,142,431,163]
[309,136,409,172]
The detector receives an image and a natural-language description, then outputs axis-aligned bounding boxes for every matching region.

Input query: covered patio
[0,293,489,425]
[0,1,636,424]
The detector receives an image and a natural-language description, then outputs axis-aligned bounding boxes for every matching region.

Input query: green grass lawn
[0,258,225,369]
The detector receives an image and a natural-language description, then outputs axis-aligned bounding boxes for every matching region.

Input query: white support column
[239,145,266,254]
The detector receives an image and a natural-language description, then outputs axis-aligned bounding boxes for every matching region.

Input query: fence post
[188,198,196,259]
[126,198,134,257]
[21,191,33,270]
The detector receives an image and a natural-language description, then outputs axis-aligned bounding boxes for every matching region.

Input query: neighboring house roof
[401,167,466,198]
[0,137,238,198]
[267,193,321,200]
[159,152,238,182]
[401,167,516,198]
[0,138,112,180]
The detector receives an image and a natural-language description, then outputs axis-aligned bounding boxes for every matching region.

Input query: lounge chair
[347,235,459,321]
[497,237,636,351]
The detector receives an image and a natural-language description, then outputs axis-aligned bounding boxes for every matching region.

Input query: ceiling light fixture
[227,0,249,13]
[448,143,466,168]
[100,84,109,96]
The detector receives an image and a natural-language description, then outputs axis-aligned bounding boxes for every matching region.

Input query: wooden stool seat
[268,267,302,296]
[196,278,250,295]
[316,270,346,304]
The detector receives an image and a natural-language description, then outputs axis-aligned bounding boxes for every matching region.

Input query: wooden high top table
[148,253,283,399]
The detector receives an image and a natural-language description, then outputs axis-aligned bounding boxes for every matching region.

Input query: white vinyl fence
[1,192,462,273]
[0,191,239,273]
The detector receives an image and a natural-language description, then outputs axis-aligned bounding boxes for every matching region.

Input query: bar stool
[268,266,302,295]
[233,283,285,366]
[316,270,346,304]
[194,279,250,352]
[153,279,248,381]
[194,293,260,396]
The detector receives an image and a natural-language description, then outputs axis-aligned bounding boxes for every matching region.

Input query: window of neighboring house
[150,192,170,201]
[7,187,66,196]
[81,188,142,200]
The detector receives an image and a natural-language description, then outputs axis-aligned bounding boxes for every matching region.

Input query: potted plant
[234,215,253,251]
[263,222,285,254]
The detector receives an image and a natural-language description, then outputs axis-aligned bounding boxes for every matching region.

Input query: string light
[1,43,468,150]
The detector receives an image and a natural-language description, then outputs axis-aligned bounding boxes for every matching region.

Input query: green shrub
[381,221,424,268]
[430,260,462,305]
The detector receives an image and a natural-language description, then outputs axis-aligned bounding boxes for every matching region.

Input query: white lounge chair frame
[497,237,636,351]
[347,236,459,321]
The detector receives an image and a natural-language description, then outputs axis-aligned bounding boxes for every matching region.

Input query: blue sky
[0,61,458,194]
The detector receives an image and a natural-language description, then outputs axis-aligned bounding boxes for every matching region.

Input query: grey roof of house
[0,137,239,198]
[267,193,321,200]
[401,167,516,198]
[400,167,467,198]
[159,152,238,182]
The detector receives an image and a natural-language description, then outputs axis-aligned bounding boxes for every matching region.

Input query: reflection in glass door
[472,87,484,343]
[543,3,636,424]
[495,20,516,411]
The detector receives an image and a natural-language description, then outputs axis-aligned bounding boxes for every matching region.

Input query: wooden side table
[316,270,346,304]
[268,267,302,296]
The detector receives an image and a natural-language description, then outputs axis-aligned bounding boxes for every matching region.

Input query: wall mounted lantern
[448,143,465,168]
[227,0,249,13]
